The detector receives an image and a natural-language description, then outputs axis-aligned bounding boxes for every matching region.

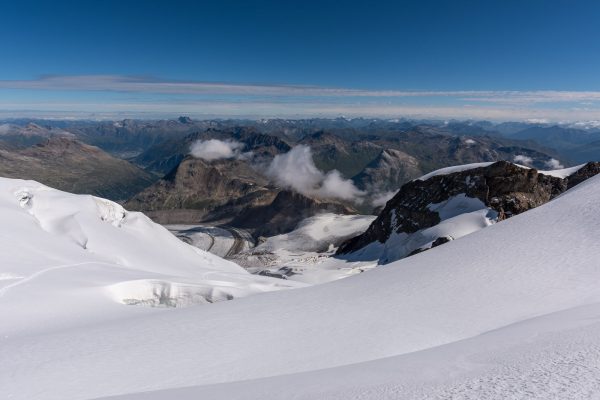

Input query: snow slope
[3,174,600,399]
[0,178,300,334]
[417,161,584,181]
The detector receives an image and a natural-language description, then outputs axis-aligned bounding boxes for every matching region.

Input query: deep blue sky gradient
[1,0,600,119]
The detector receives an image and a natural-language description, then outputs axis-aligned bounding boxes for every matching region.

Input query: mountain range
[0,117,599,235]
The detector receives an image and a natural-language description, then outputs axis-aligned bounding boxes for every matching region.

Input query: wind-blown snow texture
[4,175,600,399]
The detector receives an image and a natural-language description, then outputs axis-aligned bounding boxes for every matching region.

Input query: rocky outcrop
[125,156,274,218]
[337,161,600,258]
[566,162,600,189]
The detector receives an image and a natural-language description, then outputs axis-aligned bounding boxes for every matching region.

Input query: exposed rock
[337,161,600,258]
[566,162,600,189]
[125,156,274,219]
[431,236,452,247]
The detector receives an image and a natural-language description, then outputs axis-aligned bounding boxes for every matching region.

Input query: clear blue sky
[1,0,600,120]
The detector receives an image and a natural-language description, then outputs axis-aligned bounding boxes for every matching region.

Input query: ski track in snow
[0,261,116,297]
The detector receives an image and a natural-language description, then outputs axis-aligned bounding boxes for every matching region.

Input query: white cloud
[189,139,245,161]
[2,76,600,121]
[371,191,397,207]
[316,170,365,202]
[544,158,564,170]
[266,145,364,203]
[514,155,533,166]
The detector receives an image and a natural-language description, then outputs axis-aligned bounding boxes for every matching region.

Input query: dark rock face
[337,161,600,257]
[125,156,274,218]
[431,236,452,247]
[567,162,600,189]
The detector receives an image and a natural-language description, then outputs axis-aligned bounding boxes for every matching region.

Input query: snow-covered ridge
[417,161,585,181]
[417,162,495,181]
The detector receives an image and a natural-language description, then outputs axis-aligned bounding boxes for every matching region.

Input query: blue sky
[1,0,600,120]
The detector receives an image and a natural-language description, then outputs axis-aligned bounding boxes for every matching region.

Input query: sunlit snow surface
[0,178,301,331]
[4,173,600,399]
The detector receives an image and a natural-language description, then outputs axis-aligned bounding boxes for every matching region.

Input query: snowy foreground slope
[0,178,299,333]
[4,175,600,399]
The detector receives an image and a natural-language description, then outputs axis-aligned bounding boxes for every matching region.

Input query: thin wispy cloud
[0,75,420,97]
[2,75,600,104]
[1,75,600,121]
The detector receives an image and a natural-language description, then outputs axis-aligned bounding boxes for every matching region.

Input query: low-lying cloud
[190,139,246,161]
[514,154,534,166]
[544,158,564,170]
[266,145,364,203]
[371,190,397,207]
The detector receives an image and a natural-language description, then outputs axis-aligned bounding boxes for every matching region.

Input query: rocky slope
[352,148,422,196]
[0,137,155,200]
[125,155,276,222]
[338,161,600,262]
[125,155,354,235]
[298,131,382,178]
[0,122,75,148]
